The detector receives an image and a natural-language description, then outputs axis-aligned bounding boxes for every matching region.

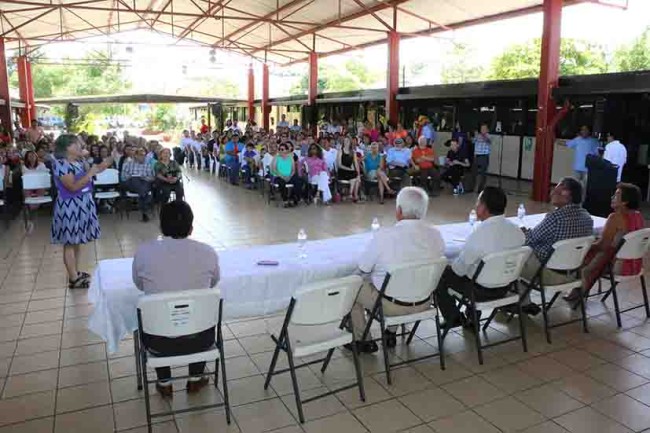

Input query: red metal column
[247,64,255,123]
[262,63,270,131]
[26,60,36,122]
[0,38,12,135]
[532,0,562,202]
[386,30,400,127]
[308,51,318,106]
[17,55,32,127]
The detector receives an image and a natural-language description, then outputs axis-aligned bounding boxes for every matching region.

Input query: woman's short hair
[160,201,193,239]
[54,134,78,159]
[396,187,429,220]
[618,182,641,210]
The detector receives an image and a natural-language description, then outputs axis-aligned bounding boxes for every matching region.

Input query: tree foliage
[290,59,380,95]
[613,27,650,72]
[489,38,608,80]
[440,43,485,84]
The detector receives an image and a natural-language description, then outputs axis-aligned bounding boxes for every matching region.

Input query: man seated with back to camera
[436,187,525,330]
[350,187,445,353]
[132,201,220,398]
[518,177,594,313]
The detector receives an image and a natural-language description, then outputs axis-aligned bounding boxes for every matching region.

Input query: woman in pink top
[304,143,332,204]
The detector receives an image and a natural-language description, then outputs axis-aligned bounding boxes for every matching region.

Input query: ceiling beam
[214,0,311,47]
[0,7,57,38]
[175,0,227,41]
[251,0,407,54]
[349,0,393,30]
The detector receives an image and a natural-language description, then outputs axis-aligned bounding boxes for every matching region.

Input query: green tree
[440,43,485,84]
[489,38,608,80]
[290,60,379,95]
[613,27,650,72]
[146,104,179,132]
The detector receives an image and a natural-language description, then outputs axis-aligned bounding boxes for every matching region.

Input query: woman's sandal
[78,272,91,281]
[69,276,90,289]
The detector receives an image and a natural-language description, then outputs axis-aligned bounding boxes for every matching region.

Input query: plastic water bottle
[469,209,477,229]
[297,228,307,260]
[371,217,380,232]
[517,203,526,227]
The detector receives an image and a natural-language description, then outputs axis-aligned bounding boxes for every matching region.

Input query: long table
[88,214,606,353]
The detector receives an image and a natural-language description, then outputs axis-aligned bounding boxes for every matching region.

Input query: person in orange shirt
[408,136,440,196]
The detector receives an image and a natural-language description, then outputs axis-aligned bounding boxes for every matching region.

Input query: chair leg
[379,314,392,385]
[140,353,152,433]
[597,278,603,294]
[610,276,623,328]
[263,335,282,390]
[482,310,498,332]
[517,301,528,353]
[641,275,650,318]
[466,304,482,364]
[133,331,143,390]
[320,348,335,373]
[350,341,366,402]
[214,358,219,387]
[219,349,231,424]
[540,287,551,344]
[580,294,589,333]
[406,321,420,345]
[284,341,304,424]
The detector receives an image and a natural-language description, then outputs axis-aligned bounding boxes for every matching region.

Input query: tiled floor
[2,170,650,432]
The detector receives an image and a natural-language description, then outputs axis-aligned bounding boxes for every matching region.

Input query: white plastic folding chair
[360,259,448,384]
[264,275,365,424]
[517,236,595,343]
[136,289,230,433]
[599,228,650,327]
[22,171,53,230]
[94,168,121,214]
[443,246,532,365]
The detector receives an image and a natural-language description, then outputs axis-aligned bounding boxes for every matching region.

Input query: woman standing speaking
[51,134,112,289]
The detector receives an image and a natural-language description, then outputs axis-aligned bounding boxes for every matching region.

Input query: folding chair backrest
[383,258,448,303]
[22,172,51,190]
[546,235,595,271]
[290,275,363,325]
[475,246,532,289]
[617,228,650,260]
[137,289,220,338]
[95,168,119,186]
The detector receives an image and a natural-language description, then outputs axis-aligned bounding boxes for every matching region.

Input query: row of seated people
[133,178,644,398]
[215,135,470,207]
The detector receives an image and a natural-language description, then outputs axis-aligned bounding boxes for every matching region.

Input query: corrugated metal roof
[1,0,599,65]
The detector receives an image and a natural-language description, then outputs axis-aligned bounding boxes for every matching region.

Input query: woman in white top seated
[21,150,49,210]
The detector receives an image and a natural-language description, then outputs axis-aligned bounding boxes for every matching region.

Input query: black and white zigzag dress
[51,159,101,245]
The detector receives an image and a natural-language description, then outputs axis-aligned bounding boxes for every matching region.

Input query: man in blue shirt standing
[421,117,436,146]
[473,123,491,193]
[566,125,600,188]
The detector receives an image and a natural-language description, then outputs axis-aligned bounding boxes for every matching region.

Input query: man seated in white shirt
[132,201,220,398]
[436,187,525,330]
[351,187,445,353]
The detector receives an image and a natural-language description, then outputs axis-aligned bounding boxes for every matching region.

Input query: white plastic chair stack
[22,172,53,231]
[136,289,230,433]
[94,168,121,200]
[264,275,364,424]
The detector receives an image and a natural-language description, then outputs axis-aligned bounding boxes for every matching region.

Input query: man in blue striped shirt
[473,123,491,193]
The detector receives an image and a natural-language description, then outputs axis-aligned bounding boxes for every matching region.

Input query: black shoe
[439,317,463,333]
[383,330,397,348]
[141,213,150,223]
[344,340,378,354]
[522,303,541,316]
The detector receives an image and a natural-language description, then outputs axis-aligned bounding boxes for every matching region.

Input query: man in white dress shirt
[603,132,627,182]
[436,187,525,329]
[321,138,337,172]
[351,187,445,353]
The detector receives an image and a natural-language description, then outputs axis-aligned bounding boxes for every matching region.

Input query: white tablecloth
[88,214,605,353]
